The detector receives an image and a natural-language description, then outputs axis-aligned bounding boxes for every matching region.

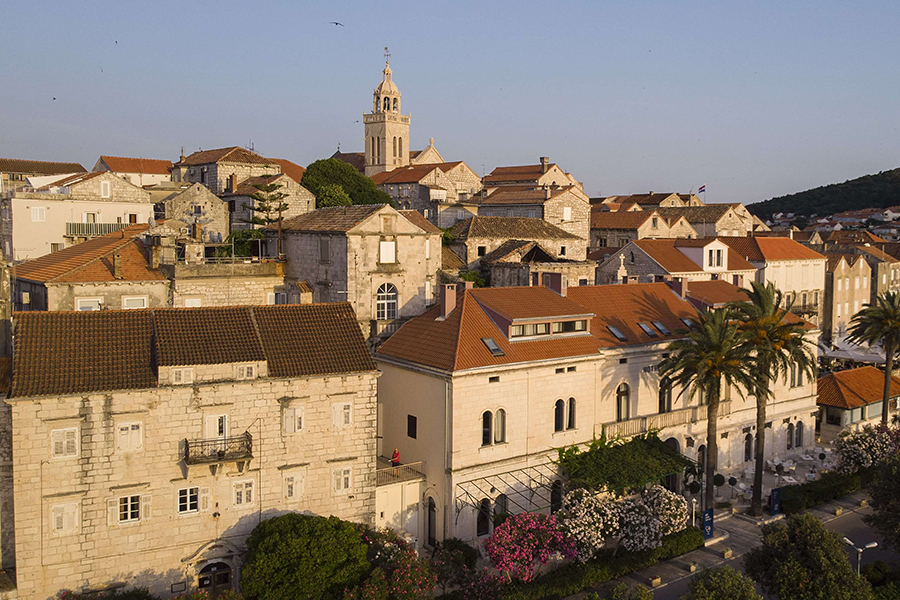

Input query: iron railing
[376,461,425,487]
[65,222,130,237]
[603,401,733,438]
[184,432,252,464]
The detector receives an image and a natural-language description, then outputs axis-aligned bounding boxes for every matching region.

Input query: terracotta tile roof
[176,147,274,167]
[281,204,385,233]
[818,366,900,409]
[479,186,572,205]
[269,158,306,182]
[13,224,163,283]
[614,193,679,206]
[484,164,557,183]
[226,173,292,196]
[825,230,888,244]
[632,240,704,273]
[370,162,463,185]
[720,237,825,262]
[442,246,466,270]
[254,303,375,376]
[475,286,592,320]
[330,151,366,173]
[99,155,172,175]
[399,210,442,233]
[450,216,580,240]
[43,171,106,188]
[0,158,86,175]
[852,245,900,264]
[684,280,748,306]
[591,211,653,230]
[656,205,733,223]
[12,310,157,397]
[154,307,265,366]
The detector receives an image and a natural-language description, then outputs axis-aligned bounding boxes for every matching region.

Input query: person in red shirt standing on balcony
[391,448,400,467]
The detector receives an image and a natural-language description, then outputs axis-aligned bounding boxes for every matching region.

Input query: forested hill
[748,167,900,220]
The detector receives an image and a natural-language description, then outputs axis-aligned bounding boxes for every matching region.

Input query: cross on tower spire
[384,46,391,65]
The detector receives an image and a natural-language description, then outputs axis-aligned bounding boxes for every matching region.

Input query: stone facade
[590,213,698,250]
[227,176,315,232]
[823,256,872,342]
[161,184,230,243]
[379,163,483,228]
[452,234,589,268]
[478,187,591,242]
[170,263,291,308]
[489,261,598,288]
[176,162,279,196]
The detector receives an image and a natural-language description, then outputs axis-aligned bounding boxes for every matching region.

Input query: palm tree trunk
[751,391,767,516]
[883,341,894,424]
[705,396,720,513]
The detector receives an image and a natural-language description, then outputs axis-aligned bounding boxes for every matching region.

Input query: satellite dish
[148,216,157,227]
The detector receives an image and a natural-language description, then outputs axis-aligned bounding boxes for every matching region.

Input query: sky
[1,1,899,205]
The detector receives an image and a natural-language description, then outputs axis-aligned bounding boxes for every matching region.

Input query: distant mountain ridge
[748,167,900,220]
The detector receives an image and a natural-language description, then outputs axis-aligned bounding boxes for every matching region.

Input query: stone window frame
[235,364,256,380]
[283,406,305,434]
[116,421,144,453]
[51,502,79,536]
[172,367,194,385]
[50,427,79,460]
[122,296,148,310]
[332,467,353,494]
[283,468,306,502]
[232,480,254,507]
[332,402,353,429]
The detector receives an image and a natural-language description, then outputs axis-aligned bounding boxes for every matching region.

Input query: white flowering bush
[557,489,622,561]
[618,498,662,552]
[834,424,900,474]
[642,485,688,536]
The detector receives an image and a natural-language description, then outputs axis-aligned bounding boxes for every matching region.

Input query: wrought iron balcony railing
[65,222,130,237]
[184,432,252,465]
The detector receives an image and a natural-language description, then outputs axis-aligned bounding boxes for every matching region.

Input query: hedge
[780,468,873,514]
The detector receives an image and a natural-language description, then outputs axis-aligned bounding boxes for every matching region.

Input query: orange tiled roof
[484,164,557,183]
[398,210,442,234]
[227,173,293,196]
[99,155,172,175]
[684,280,747,306]
[853,245,900,264]
[818,366,900,409]
[0,158,86,175]
[269,158,306,182]
[370,162,464,185]
[632,240,703,273]
[720,236,825,262]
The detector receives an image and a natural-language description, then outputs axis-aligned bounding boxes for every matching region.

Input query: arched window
[481,411,492,447]
[629,252,635,264]
[383,97,390,111]
[550,480,563,514]
[495,494,508,519]
[398,137,403,158]
[393,136,397,158]
[659,377,673,413]
[477,499,491,536]
[376,283,398,320]
[494,409,506,444]
[567,397,576,430]
[786,423,794,450]
[744,433,753,462]
[796,422,804,448]
[616,383,630,422]
[393,97,398,112]
[427,497,437,547]
[698,444,707,472]
[554,400,565,432]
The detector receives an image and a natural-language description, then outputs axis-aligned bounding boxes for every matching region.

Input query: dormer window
[552,320,587,334]
[510,322,551,338]
[607,325,628,342]
[172,368,194,385]
[708,248,724,267]
[638,323,659,338]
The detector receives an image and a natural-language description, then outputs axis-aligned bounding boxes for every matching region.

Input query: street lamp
[843,536,878,576]
[692,498,698,528]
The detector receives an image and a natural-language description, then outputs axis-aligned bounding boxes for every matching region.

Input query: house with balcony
[817,366,900,443]
[3,304,378,600]
[375,282,819,546]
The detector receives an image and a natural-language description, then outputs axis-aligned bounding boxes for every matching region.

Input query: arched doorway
[426,497,437,547]
[664,438,680,492]
[744,433,753,462]
[198,562,232,598]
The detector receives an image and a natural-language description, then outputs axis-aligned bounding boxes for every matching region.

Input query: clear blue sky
[2,1,899,205]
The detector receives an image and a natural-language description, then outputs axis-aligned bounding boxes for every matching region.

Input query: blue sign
[770,487,782,516]
[703,508,714,539]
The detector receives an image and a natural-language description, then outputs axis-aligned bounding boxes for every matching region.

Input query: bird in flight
[52,97,56,101]
[329,21,344,26]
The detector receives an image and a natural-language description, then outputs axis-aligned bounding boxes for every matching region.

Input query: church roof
[375,62,400,95]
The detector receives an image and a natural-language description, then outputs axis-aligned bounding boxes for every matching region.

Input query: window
[786,423,794,450]
[855,276,860,289]
[567,398,576,430]
[481,337,505,356]
[333,402,353,428]
[616,384,630,422]
[638,322,658,338]
[494,409,506,443]
[477,499,491,536]
[607,325,627,342]
[284,472,303,500]
[172,368,194,385]
[629,252,635,264]
[235,364,256,380]
[376,283,398,320]
[266,292,277,305]
[178,488,200,514]
[511,322,551,338]
[31,207,46,222]
[563,207,572,221]
[51,428,78,458]
[457,210,465,221]
[425,239,431,259]
[489,376,500,383]
[284,407,304,433]
[553,320,586,333]
[567,366,576,372]
[233,481,254,506]
[76,297,102,311]
[192,205,202,216]
[482,411,493,446]
[837,278,843,292]
[554,400,565,432]
[652,217,658,228]
[111,494,149,524]
[184,298,202,308]
[122,297,147,310]
[477,246,486,257]
[744,434,753,462]
[116,422,143,452]
[652,321,671,335]
[319,238,330,263]
[795,422,804,448]
[408,414,418,439]
[559,246,567,256]
[101,181,111,198]
[379,240,396,263]
[333,468,352,493]
[52,504,78,535]
[50,242,63,253]
[659,377,673,413]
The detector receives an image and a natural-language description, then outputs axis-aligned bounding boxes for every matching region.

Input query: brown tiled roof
[818,366,900,409]
[632,240,703,272]
[591,211,653,230]
[450,216,579,240]
[0,158,86,175]
[480,240,538,264]
[720,237,825,262]
[614,193,680,206]
[371,163,463,185]
[484,164,556,183]
[684,280,748,306]
[442,246,466,270]
[13,224,163,283]
[12,310,157,397]
[154,307,265,366]
[99,155,172,175]
[281,204,385,233]
[476,286,592,320]
[254,304,375,376]
[226,173,292,196]
[399,210,442,233]
[177,147,274,167]
[270,158,306,182]
[824,253,861,272]
[330,151,366,173]
[852,245,900,264]
[656,205,733,223]
[479,186,572,206]
[587,248,618,262]
[825,230,888,244]
[43,171,106,188]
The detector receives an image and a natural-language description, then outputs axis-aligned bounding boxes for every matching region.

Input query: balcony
[603,401,734,438]
[603,416,647,438]
[184,432,252,465]
[789,302,820,317]
[648,407,694,429]
[65,222,130,238]
[376,460,425,487]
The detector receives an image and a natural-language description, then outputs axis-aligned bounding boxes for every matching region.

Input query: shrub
[618,499,661,552]
[681,566,761,600]
[431,538,479,593]
[605,582,653,599]
[59,590,157,600]
[780,469,869,514]
[866,452,900,552]
[482,512,576,582]
[875,583,900,600]
[642,485,689,536]
[834,424,900,474]
[557,489,622,561]
[346,528,435,600]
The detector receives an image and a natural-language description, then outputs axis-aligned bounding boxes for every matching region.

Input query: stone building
[817,366,900,443]
[0,158,86,194]
[171,147,280,195]
[92,155,173,188]
[375,282,818,545]
[276,204,442,338]
[597,192,703,210]
[589,209,697,249]
[656,205,752,238]
[221,173,315,234]
[449,216,587,267]
[158,183,230,243]
[476,185,590,242]
[1,171,155,261]
[482,158,581,190]
[822,253,872,343]
[819,244,900,305]
[5,304,377,599]
[481,240,597,288]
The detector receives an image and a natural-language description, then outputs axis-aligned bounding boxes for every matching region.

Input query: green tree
[729,281,816,516]
[224,229,266,257]
[246,174,290,257]
[681,566,761,600]
[659,308,754,512]
[848,291,900,424]
[604,582,653,600]
[301,158,394,207]
[317,183,352,207]
[744,513,872,600]
[865,451,900,552]
[240,513,369,600]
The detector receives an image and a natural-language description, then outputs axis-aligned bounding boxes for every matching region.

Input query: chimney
[671,277,688,298]
[113,253,123,280]
[544,186,552,200]
[542,272,567,297]
[192,222,202,240]
[438,284,457,320]
[540,157,549,174]
[151,245,162,269]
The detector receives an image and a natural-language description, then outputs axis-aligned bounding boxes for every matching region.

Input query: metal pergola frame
[454,461,562,520]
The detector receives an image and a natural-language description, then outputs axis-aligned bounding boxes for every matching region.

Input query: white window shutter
[380,240,396,263]
[332,404,340,427]
[52,431,64,456]
[332,469,341,491]
[199,487,210,511]
[284,409,296,433]
[64,506,77,532]
[285,475,294,498]
[65,430,77,455]
[266,292,276,305]
[184,369,194,384]
[425,239,431,259]
[141,494,152,520]
[107,499,118,526]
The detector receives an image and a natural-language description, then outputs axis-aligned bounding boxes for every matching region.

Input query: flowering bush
[431,538,479,593]
[557,489,622,561]
[345,528,436,600]
[618,499,662,552]
[642,485,688,537]
[482,512,576,582]
[835,424,900,473]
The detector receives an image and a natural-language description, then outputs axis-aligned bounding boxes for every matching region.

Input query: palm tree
[847,291,900,424]
[729,282,816,516]
[659,307,755,512]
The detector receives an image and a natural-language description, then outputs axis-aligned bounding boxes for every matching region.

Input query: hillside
[748,167,900,220]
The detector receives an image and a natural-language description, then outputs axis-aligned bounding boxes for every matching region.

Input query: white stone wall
[46,281,171,311]
[824,258,872,340]
[163,185,230,242]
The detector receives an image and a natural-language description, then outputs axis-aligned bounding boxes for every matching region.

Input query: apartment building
[822,253,872,343]
[589,209,697,250]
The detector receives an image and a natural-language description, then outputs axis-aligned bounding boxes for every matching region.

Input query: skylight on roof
[680,317,695,329]
[481,337,505,357]
[653,321,671,336]
[638,323,659,338]
[607,326,628,342]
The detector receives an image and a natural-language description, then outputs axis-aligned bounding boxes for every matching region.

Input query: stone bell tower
[364,48,410,177]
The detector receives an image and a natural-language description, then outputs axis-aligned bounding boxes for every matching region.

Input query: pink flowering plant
[482,512,576,582]
[834,424,900,473]
[344,527,436,600]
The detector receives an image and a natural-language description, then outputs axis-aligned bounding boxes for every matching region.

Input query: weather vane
[384,46,391,63]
